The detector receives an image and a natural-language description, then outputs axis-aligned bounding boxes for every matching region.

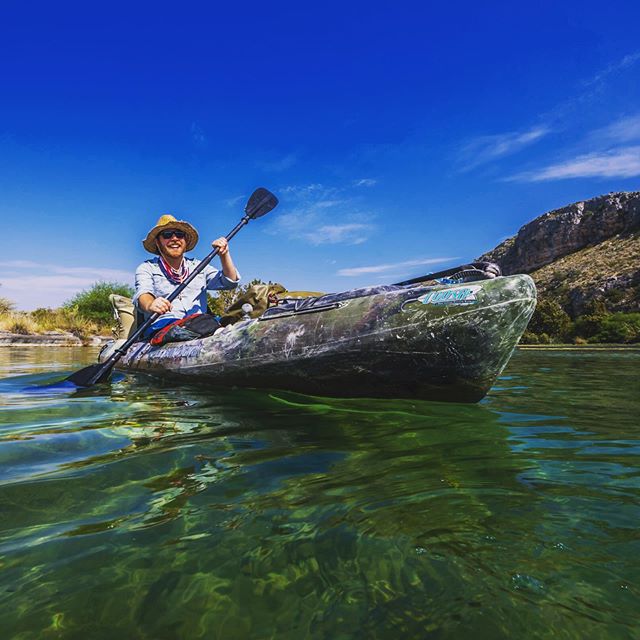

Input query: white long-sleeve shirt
[133,256,240,332]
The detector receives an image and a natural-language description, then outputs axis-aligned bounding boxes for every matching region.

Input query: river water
[0,346,638,639]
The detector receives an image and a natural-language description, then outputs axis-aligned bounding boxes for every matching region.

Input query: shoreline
[518,343,640,351]
[0,331,110,347]
[1,331,637,351]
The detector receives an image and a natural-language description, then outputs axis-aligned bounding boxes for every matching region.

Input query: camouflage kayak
[102,274,536,403]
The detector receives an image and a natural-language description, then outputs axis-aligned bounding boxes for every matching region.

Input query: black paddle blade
[65,362,114,388]
[245,187,278,219]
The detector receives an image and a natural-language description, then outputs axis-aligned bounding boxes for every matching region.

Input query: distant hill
[479,191,640,317]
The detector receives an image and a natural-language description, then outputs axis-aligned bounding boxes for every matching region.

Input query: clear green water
[0,347,638,639]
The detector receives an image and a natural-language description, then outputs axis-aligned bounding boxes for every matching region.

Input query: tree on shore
[63,281,134,324]
[207,278,268,316]
[527,299,572,341]
[522,296,640,344]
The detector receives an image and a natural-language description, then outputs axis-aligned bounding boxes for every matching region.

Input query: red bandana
[159,255,189,284]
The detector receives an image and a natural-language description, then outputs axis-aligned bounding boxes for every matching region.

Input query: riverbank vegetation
[521,299,640,344]
[0,279,269,341]
[2,281,639,345]
[0,282,133,340]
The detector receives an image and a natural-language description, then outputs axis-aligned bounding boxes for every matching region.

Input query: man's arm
[133,262,172,314]
[137,292,172,315]
[212,237,239,281]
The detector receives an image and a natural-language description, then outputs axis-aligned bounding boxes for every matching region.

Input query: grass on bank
[0,281,134,341]
[0,279,263,341]
[0,307,105,339]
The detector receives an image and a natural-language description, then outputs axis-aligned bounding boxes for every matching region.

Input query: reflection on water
[0,347,638,639]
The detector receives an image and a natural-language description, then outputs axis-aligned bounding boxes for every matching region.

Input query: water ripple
[0,348,639,638]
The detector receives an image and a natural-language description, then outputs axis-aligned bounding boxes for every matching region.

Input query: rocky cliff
[479,191,640,316]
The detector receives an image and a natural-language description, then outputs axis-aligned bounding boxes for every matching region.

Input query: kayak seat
[109,294,140,340]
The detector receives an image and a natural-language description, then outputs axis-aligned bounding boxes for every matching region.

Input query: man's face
[156,229,187,259]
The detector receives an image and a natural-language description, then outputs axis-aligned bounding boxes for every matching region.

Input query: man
[134,214,240,341]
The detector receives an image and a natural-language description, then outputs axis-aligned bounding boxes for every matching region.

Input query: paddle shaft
[392,264,471,286]
[101,213,252,369]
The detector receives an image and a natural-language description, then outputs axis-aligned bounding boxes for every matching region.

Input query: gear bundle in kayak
[99,272,536,403]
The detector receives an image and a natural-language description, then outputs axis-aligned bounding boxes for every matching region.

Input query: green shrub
[527,299,572,341]
[582,299,608,316]
[604,288,625,304]
[0,297,15,315]
[572,313,607,341]
[207,278,268,316]
[207,289,238,317]
[63,281,134,325]
[594,313,640,343]
[31,308,55,323]
[519,331,539,345]
[572,312,640,344]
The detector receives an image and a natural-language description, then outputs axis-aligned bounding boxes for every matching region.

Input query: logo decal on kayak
[419,285,482,305]
[149,342,204,360]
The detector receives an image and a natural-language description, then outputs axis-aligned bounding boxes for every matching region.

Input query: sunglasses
[159,229,187,240]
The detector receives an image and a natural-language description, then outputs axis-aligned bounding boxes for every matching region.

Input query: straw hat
[143,214,199,254]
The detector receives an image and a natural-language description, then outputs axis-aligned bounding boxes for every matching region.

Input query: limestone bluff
[479,191,640,317]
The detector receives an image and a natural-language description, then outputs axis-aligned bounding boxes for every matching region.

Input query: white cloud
[0,262,133,310]
[538,51,640,127]
[272,211,375,245]
[0,261,132,280]
[224,194,246,207]
[458,126,550,171]
[508,146,640,182]
[457,50,640,178]
[0,260,42,269]
[281,183,331,196]
[353,178,377,187]
[314,199,348,209]
[593,114,640,144]
[312,224,372,245]
[337,257,459,277]
[268,182,377,245]
[582,51,640,89]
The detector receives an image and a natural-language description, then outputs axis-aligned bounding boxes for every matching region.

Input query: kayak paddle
[392,261,501,286]
[64,187,279,388]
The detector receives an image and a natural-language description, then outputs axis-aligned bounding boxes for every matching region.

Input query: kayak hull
[105,274,536,403]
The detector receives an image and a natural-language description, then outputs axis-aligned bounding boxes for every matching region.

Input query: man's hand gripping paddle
[63,188,279,389]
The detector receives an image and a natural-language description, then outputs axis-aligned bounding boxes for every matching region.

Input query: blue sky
[1,1,639,309]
